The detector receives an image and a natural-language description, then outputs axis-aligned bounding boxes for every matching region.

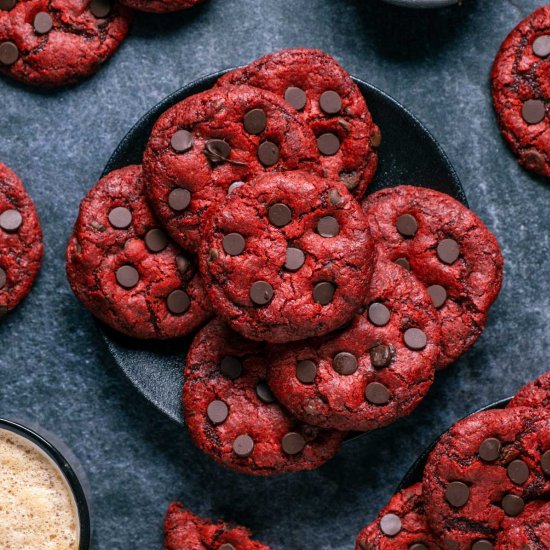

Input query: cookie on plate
[363,185,503,368]
[182,319,346,476]
[199,171,374,343]
[0,162,43,319]
[0,0,132,87]
[66,165,212,339]
[266,258,440,432]
[491,6,550,177]
[355,483,437,550]
[508,371,550,410]
[495,500,550,549]
[423,407,550,549]
[119,0,203,13]
[143,85,320,252]
[217,48,380,197]
[164,502,270,550]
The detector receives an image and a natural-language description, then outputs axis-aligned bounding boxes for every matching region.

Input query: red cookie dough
[266,259,440,432]
[0,0,132,87]
[491,6,550,177]
[423,407,550,549]
[164,502,270,550]
[0,162,43,318]
[66,164,212,339]
[199,171,374,343]
[355,483,438,550]
[119,0,203,13]
[182,319,346,476]
[363,185,503,369]
[143,85,320,252]
[508,371,550,410]
[495,500,550,549]
[217,48,380,197]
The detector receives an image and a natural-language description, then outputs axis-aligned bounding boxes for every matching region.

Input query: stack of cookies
[67,48,504,476]
[356,372,550,550]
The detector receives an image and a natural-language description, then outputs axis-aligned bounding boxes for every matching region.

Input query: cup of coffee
[0,418,91,549]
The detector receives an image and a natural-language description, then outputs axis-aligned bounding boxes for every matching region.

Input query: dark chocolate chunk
[533,35,550,57]
[170,129,194,152]
[284,86,306,110]
[507,459,529,485]
[396,214,418,237]
[296,360,317,384]
[220,356,242,380]
[281,432,305,455]
[445,481,469,508]
[116,265,139,289]
[427,285,447,309]
[268,203,292,227]
[243,108,267,135]
[403,328,427,351]
[501,494,524,517]
[89,0,112,18]
[319,90,342,114]
[168,188,191,212]
[380,513,401,537]
[0,42,18,65]
[365,382,390,405]
[0,209,22,232]
[223,233,245,256]
[368,302,391,326]
[333,352,358,375]
[166,290,190,314]
[256,382,275,404]
[108,207,132,229]
[34,12,53,34]
[478,437,501,462]
[317,133,340,156]
[257,141,279,166]
[145,229,168,253]
[207,400,228,424]
[312,281,335,305]
[317,216,339,237]
[522,99,545,125]
[233,434,254,457]
[250,281,274,305]
[285,247,305,271]
[369,345,393,368]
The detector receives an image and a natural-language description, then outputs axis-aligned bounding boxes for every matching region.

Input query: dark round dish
[101,69,466,425]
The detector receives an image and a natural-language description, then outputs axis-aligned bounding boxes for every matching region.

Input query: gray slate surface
[0,0,549,548]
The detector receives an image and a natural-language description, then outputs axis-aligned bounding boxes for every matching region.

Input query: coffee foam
[0,429,79,549]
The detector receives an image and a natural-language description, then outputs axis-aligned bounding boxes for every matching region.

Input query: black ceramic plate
[101,69,466,425]
[397,397,511,490]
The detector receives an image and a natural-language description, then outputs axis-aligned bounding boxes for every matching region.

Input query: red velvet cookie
[66,165,212,339]
[0,162,43,319]
[119,0,203,13]
[491,6,550,177]
[495,500,550,549]
[199,171,374,343]
[508,371,550,410]
[423,407,550,549]
[182,319,346,476]
[164,502,270,550]
[143,85,320,253]
[266,259,440,432]
[217,48,380,197]
[0,0,132,87]
[355,483,438,550]
[363,185,503,369]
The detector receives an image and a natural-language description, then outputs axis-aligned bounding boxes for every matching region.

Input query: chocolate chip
[317,216,339,237]
[257,141,279,166]
[365,382,390,405]
[437,239,460,265]
[533,35,550,57]
[223,233,245,256]
[410,545,429,550]
[256,382,275,404]
[220,356,242,379]
[445,481,469,508]
[319,90,342,114]
[168,188,191,211]
[89,0,112,18]
[296,360,316,384]
[268,203,291,227]
[0,41,18,65]
[0,0,16,10]
[368,303,391,326]
[427,285,447,309]
[369,345,393,368]
[34,12,53,34]
[284,86,306,110]
[227,181,244,194]
[542,450,550,475]
[479,437,501,462]
[281,432,305,455]
[176,255,190,275]
[396,214,418,237]
[507,459,529,485]
[116,265,139,289]
[522,99,545,125]
[145,229,168,253]
[313,281,335,305]
[166,290,190,314]
[501,494,524,517]
[395,257,410,270]
[333,352,358,375]
[317,133,340,156]
[233,434,254,457]
[0,209,22,232]
[108,207,132,229]
[472,541,493,550]
[219,545,236,550]
[207,400,228,424]
[243,108,267,135]
[370,128,382,148]
[404,328,427,351]
[250,281,274,305]
[285,247,305,271]
[204,139,231,163]
[379,513,401,536]
[0,267,6,289]
[170,129,193,152]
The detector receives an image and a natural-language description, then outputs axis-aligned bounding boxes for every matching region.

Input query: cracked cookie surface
[508,371,550,410]
[66,164,212,339]
[494,500,550,549]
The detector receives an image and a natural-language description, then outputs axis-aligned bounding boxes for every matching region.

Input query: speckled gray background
[0,0,549,548]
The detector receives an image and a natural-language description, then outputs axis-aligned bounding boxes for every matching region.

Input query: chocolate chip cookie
[508,371,550,410]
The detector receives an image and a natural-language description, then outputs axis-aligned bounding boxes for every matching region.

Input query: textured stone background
[0,0,549,548]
